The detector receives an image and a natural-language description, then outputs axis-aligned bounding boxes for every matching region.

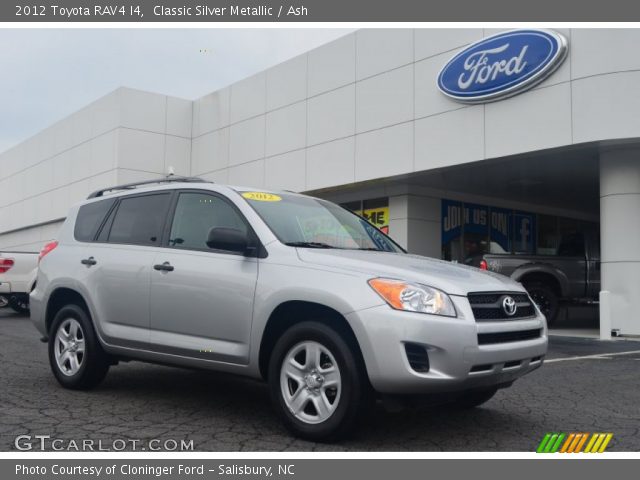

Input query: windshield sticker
[242,192,281,202]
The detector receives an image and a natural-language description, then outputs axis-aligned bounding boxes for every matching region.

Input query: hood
[296,249,524,296]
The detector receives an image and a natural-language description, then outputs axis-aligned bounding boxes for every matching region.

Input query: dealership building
[1,28,639,335]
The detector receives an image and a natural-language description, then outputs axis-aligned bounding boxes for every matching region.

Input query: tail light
[0,258,14,274]
[479,259,488,271]
[39,241,59,263]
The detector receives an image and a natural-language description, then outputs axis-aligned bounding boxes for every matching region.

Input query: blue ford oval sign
[437,29,568,104]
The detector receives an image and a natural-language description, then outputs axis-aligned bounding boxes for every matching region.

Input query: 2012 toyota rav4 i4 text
[31,177,548,441]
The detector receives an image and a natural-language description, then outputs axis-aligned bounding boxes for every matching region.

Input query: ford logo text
[437,29,568,104]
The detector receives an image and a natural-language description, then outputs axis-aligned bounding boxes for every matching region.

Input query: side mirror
[206,227,249,254]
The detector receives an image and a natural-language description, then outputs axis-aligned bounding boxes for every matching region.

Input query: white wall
[188,29,640,196]
[0,87,192,250]
[4,28,640,252]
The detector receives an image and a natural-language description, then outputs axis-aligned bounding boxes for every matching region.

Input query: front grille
[404,343,430,373]
[468,292,536,321]
[477,328,542,345]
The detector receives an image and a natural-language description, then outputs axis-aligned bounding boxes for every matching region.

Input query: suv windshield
[240,191,403,253]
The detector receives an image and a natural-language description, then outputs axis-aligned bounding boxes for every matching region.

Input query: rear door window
[107,193,172,246]
[74,198,116,242]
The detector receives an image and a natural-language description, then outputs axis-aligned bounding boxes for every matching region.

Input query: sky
[0,28,353,154]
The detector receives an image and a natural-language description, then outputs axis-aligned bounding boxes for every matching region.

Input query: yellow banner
[355,207,389,234]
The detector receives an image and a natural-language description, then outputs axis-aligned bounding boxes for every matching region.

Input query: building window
[340,198,389,234]
[442,199,595,262]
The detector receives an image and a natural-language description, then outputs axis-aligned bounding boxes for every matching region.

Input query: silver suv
[31,177,547,440]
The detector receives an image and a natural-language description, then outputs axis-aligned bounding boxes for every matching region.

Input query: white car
[0,251,38,313]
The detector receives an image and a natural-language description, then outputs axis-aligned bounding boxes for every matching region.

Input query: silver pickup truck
[468,231,600,325]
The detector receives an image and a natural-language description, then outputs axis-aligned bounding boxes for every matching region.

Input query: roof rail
[87,176,210,199]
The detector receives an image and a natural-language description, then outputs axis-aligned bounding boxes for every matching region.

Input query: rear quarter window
[74,199,116,242]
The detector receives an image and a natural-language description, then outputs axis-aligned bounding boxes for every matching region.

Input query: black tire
[268,321,370,442]
[9,294,29,314]
[524,282,559,326]
[48,304,110,390]
[0,295,8,308]
[449,387,498,409]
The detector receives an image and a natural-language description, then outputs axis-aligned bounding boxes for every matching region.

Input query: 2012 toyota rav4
[31,177,547,441]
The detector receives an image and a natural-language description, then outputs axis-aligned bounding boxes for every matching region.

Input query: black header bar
[3,0,640,22]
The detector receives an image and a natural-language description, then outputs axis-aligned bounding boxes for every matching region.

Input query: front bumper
[346,295,547,394]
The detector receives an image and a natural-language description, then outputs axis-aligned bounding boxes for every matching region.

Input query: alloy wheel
[54,318,85,376]
[280,341,342,425]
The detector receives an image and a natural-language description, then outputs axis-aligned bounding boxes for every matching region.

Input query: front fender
[248,262,385,372]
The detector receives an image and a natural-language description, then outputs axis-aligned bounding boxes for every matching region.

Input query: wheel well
[45,288,89,335]
[258,301,366,381]
[519,272,563,297]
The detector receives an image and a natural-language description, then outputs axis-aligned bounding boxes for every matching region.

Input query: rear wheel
[268,321,370,441]
[525,282,559,326]
[0,295,8,308]
[48,304,110,390]
[8,294,29,314]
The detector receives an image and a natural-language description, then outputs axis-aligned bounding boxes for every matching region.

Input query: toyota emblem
[502,296,517,316]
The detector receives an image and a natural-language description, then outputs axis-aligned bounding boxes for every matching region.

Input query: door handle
[153,262,174,272]
[81,257,97,266]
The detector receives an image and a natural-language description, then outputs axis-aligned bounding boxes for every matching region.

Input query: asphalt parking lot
[1,309,639,452]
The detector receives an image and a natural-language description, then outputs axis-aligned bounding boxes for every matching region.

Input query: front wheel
[525,282,559,326]
[48,304,110,390]
[268,321,370,441]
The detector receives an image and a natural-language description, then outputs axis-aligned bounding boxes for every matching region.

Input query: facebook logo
[514,213,535,253]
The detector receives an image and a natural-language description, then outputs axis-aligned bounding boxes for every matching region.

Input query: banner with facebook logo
[513,211,536,253]
[442,198,540,259]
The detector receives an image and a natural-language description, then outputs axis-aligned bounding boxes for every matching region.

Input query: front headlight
[368,278,457,317]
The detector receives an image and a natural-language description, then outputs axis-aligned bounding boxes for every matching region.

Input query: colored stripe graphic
[569,433,580,452]
[536,433,552,453]
[559,433,575,453]
[537,433,613,453]
[591,434,606,453]
[598,433,613,453]
[550,433,565,453]
[574,433,589,453]
[584,433,614,453]
[544,433,559,453]
[584,433,599,453]
[537,433,565,453]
